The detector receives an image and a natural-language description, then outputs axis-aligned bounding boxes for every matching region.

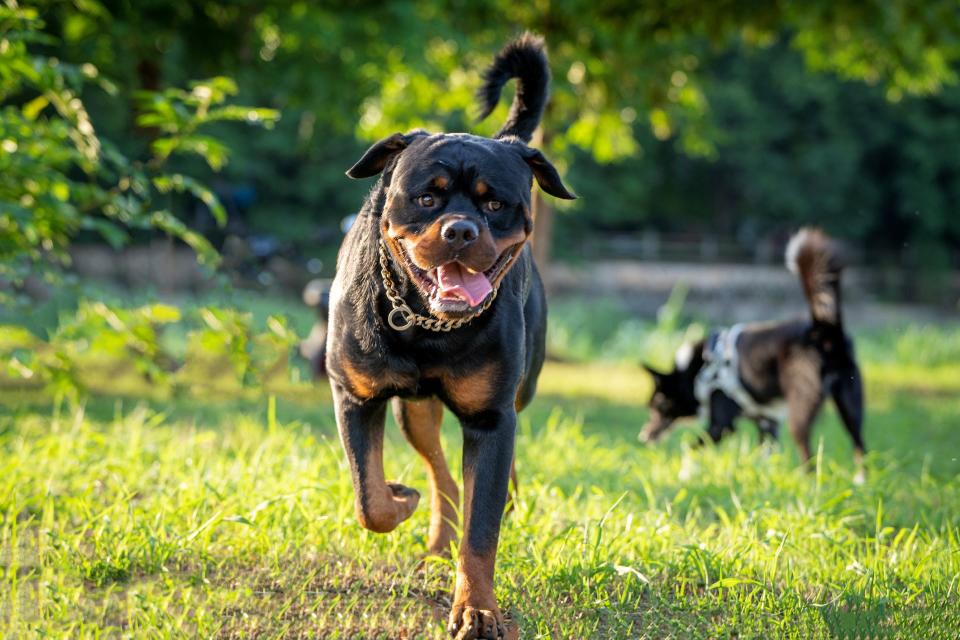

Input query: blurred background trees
[0,2,278,303]
[4,0,960,295]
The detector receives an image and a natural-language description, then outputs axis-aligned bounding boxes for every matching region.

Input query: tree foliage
[0,2,277,303]
[564,40,960,265]
[3,0,960,275]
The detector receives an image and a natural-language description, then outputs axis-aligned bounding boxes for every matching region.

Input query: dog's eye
[484,200,503,212]
[416,194,436,208]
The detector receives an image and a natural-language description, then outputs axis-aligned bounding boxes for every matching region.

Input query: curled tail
[476,32,550,143]
[786,228,845,327]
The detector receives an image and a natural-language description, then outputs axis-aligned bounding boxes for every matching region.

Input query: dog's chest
[333,351,502,411]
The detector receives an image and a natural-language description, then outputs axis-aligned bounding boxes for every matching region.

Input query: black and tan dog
[640,229,867,482]
[325,34,574,639]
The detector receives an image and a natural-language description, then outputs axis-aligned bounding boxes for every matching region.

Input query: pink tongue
[436,263,492,307]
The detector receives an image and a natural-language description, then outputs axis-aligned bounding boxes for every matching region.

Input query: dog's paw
[448,604,506,640]
[386,481,420,522]
[358,482,420,533]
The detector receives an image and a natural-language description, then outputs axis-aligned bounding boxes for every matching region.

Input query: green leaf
[151,136,230,170]
[0,325,40,351]
[142,304,182,324]
[153,174,227,227]
[80,218,129,249]
[709,577,763,589]
[149,210,221,268]
[22,95,48,120]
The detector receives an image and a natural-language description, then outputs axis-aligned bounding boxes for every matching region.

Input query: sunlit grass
[2,357,958,638]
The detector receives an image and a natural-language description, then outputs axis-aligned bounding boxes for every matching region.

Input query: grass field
[1,293,959,638]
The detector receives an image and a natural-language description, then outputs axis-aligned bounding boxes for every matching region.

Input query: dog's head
[347,131,574,318]
[639,342,703,443]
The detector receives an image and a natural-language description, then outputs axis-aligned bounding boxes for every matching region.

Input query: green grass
[2,288,958,637]
[2,350,959,638]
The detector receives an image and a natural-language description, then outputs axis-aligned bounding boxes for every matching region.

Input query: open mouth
[394,243,514,314]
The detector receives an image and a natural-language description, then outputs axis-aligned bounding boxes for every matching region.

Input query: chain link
[378,241,497,332]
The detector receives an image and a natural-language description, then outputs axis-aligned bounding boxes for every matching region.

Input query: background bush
[5,0,959,280]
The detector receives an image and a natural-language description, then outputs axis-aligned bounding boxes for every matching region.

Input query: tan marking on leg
[450,550,503,639]
[337,403,419,533]
[514,387,529,413]
[392,397,459,555]
[454,550,498,611]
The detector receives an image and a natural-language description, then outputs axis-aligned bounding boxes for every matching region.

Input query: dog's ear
[346,131,426,179]
[519,147,576,200]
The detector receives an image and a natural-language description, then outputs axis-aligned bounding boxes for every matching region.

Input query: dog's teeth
[465,267,478,275]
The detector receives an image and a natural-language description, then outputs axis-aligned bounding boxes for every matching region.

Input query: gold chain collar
[378,240,499,332]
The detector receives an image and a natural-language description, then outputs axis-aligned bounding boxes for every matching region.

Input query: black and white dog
[640,228,866,482]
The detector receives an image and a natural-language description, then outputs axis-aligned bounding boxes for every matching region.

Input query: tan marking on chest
[341,359,413,400]
[440,361,499,414]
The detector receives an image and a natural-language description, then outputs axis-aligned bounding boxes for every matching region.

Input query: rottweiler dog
[325,34,574,639]
[640,229,867,482]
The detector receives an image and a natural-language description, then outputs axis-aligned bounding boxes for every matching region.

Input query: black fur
[641,228,866,480]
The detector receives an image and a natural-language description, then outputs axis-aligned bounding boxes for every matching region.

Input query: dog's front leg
[448,409,516,640]
[332,383,420,533]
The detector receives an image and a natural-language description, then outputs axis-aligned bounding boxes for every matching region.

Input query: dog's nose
[440,218,479,250]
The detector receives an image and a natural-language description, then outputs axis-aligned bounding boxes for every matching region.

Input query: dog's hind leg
[782,354,825,470]
[785,388,824,471]
[831,365,867,484]
[333,385,420,533]
[393,397,459,556]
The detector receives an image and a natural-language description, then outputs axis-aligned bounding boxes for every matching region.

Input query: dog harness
[694,324,788,424]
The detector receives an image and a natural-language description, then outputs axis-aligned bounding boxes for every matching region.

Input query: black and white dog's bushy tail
[786,228,845,327]
[476,32,550,143]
